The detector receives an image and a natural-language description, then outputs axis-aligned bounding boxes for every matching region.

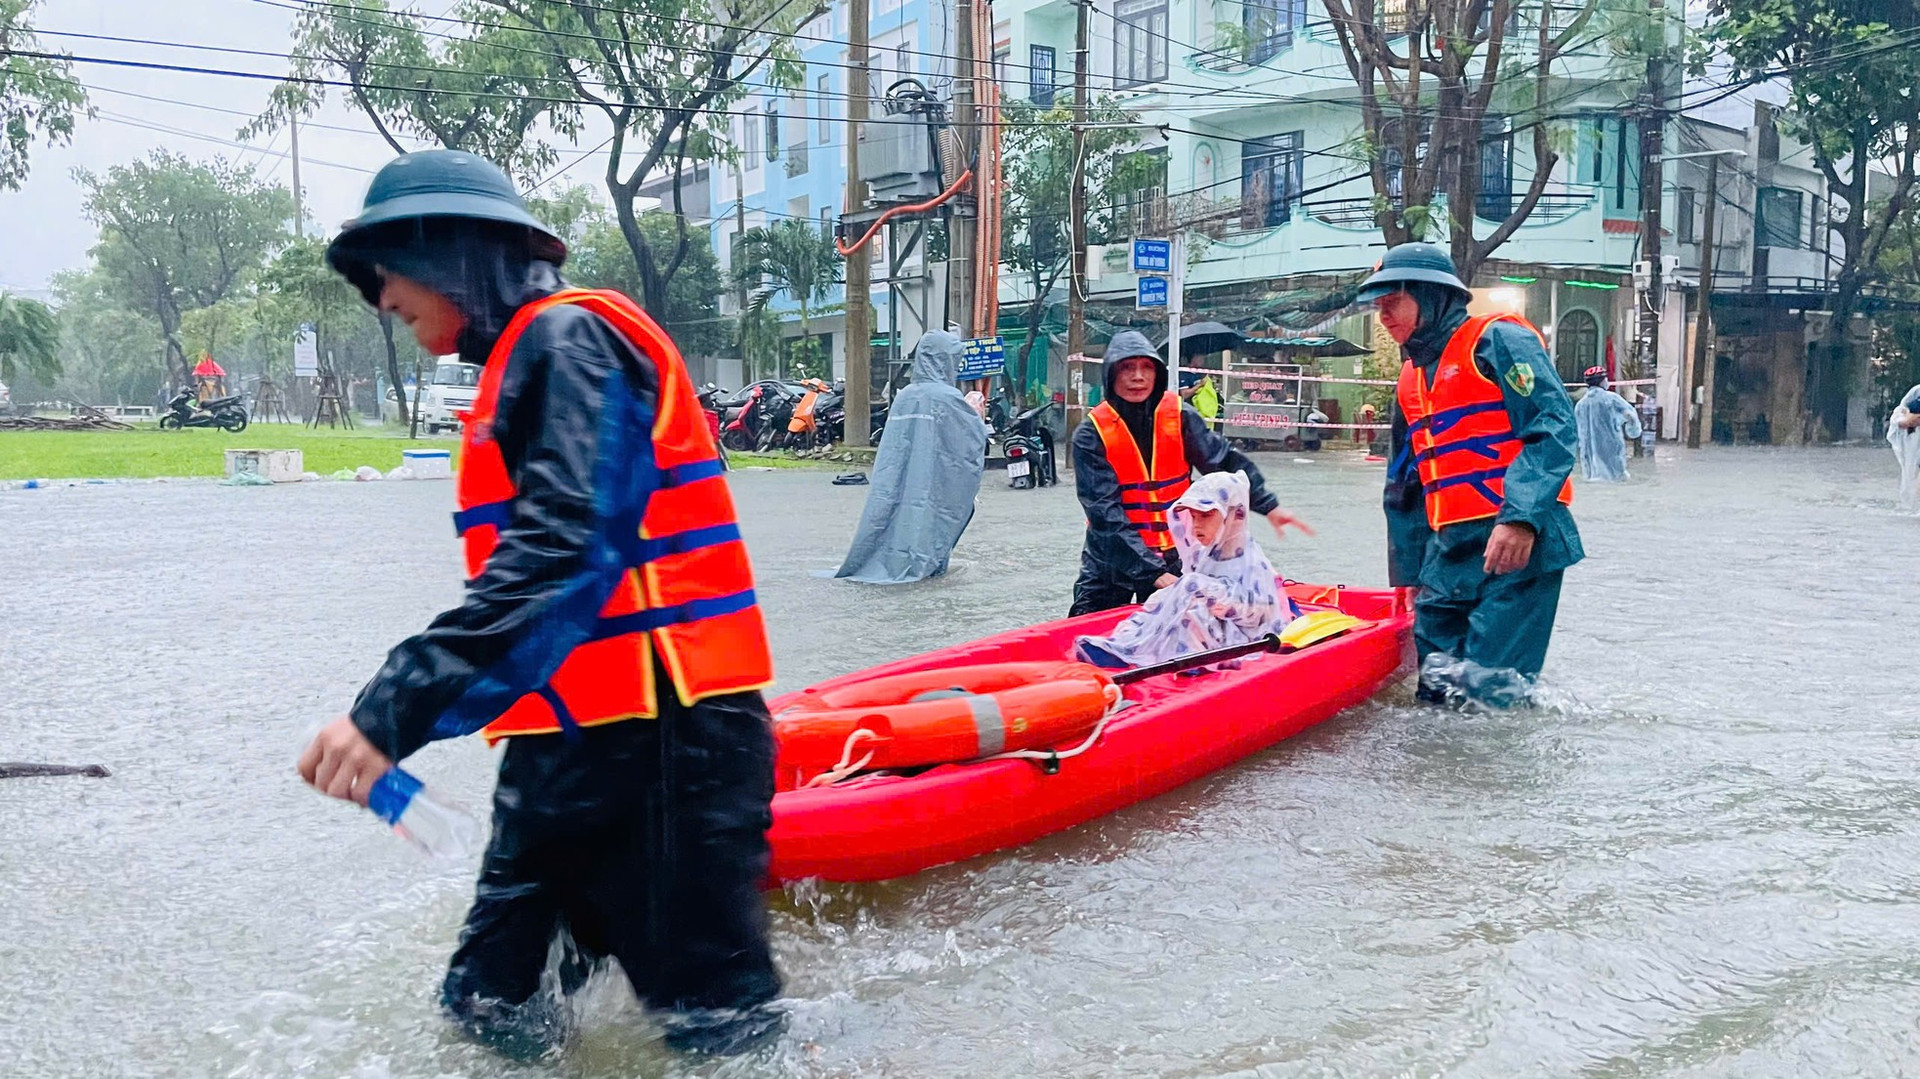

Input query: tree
[50,268,163,406]
[249,0,579,182]
[0,0,89,191]
[77,153,293,387]
[733,217,839,379]
[477,0,817,315]
[999,97,1144,408]
[1709,0,1920,440]
[0,292,58,390]
[528,186,731,356]
[1318,0,1648,282]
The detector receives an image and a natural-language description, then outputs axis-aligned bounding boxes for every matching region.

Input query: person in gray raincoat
[1573,365,1644,482]
[836,330,989,583]
[1069,330,1310,616]
[1367,243,1583,707]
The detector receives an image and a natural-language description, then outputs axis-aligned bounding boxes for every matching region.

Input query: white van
[386,359,482,433]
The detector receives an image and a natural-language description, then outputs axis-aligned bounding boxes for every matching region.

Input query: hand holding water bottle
[298,716,482,860]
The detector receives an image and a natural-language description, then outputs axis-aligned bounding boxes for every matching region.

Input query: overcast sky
[0,0,620,299]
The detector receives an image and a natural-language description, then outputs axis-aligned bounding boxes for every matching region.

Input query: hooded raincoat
[1383,282,1584,703]
[1889,384,1920,511]
[1070,330,1282,616]
[1574,383,1644,482]
[836,331,989,583]
[327,214,781,1056]
[1073,471,1296,667]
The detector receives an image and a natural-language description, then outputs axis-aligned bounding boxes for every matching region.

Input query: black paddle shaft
[1110,633,1284,685]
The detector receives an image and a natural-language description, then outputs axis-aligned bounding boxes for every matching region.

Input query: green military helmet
[331,149,566,265]
[1354,242,1469,303]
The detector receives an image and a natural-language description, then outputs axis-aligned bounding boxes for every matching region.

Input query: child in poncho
[1073,471,1297,669]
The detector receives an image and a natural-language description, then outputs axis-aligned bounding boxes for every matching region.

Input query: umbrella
[193,355,227,378]
[1165,321,1244,359]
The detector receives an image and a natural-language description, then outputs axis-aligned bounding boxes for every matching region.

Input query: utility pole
[1686,154,1721,449]
[845,0,873,447]
[1066,0,1091,417]
[1166,232,1186,389]
[1634,6,1668,438]
[948,0,978,338]
[290,115,305,239]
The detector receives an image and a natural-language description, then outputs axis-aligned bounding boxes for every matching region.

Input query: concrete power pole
[290,116,305,239]
[1066,0,1091,426]
[948,0,977,337]
[1686,154,1721,449]
[845,0,873,446]
[1634,10,1668,435]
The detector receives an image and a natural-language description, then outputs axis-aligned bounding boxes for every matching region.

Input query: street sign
[957,335,1006,379]
[1130,238,1171,274]
[1136,276,1169,309]
[292,325,319,377]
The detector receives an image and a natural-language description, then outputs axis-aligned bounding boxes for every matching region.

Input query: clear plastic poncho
[1073,471,1297,667]
[836,331,989,583]
[1574,385,1644,482]
[1889,383,1920,511]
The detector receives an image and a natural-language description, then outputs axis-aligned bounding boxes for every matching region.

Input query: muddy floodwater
[3,445,1918,1078]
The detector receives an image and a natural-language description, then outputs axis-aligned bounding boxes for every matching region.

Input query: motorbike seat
[201,395,243,409]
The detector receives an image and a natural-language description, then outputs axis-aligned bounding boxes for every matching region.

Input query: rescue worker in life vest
[295,151,782,1059]
[1365,243,1584,705]
[1070,330,1311,616]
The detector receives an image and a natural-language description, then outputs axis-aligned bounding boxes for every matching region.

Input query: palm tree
[733,219,841,379]
[0,292,61,392]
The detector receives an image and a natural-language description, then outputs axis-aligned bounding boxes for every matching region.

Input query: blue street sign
[1136,276,1169,309]
[1131,238,1172,274]
[957,335,1006,379]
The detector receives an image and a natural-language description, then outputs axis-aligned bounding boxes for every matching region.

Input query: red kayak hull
[766,584,1414,885]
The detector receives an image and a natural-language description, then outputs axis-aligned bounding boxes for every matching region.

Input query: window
[742,113,761,172]
[993,47,1011,96]
[820,207,834,242]
[1758,187,1802,248]
[1243,0,1306,64]
[765,103,780,161]
[787,96,808,173]
[1378,0,1409,34]
[1240,131,1304,228]
[1113,0,1168,88]
[1378,117,1428,209]
[1555,310,1600,383]
[1477,119,1512,220]
[817,75,831,142]
[1030,44,1056,105]
[1676,187,1697,244]
[896,42,913,85]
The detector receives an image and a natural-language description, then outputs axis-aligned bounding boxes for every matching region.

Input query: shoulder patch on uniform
[1504,362,1535,397]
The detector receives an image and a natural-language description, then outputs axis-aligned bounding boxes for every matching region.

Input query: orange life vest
[1396,312,1574,531]
[454,288,774,744]
[1089,392,1190,552]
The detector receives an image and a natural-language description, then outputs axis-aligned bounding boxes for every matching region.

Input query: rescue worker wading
[1366,243,1585,706]
[295,150,783,1059]
[1069,330,1310,616]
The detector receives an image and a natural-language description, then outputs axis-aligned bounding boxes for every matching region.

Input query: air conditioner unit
[1632,260,1653,289]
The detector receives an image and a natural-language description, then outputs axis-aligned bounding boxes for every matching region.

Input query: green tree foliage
[999,97,1145,407]
[1708,0,1920,438]
[527,187,730,357]
[49,267,163,406]
[76,152,293,387]
[0,292,59,391]
[248,0,579,182]
[0,0,90,191]
[733,217,839,378]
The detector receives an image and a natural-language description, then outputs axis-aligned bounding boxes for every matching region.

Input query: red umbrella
[193,355,227,378]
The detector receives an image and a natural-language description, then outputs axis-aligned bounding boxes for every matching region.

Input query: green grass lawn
[0,422,844,480]
[0,423,459,480]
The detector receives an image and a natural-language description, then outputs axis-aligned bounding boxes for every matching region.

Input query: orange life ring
[773,661,1116,790]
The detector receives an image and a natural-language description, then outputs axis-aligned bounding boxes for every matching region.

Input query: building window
[1477,119,1512,220]
[992,47,1011,96]
[1243,0,1305,65]
[1757,186,1802,248]
[1240,131,1303,228]
[787,96,808,173]
[1030,44,1056,105]
[765,103,780,161]
[817,75,831,142]
[820,207,834,242]
[1677,187,1696,243]
[1377,0,1409,34]
[742,113,761,172]
[896,42,913,85]
[1555,309,1600,383]
[1113,0,1168,88]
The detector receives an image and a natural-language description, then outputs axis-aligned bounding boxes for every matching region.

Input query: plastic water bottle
[365,768,484,861]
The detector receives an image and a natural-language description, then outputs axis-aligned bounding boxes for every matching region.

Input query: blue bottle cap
[366,768,423,826]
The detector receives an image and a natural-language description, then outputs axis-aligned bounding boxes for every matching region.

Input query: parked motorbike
[785,378,833,448]
[696,383,731,469]
[816,388,889,448]
[1000,399,1058,490]
[159,388,249,433]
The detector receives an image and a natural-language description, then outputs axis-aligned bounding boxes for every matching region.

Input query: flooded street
[4,445,1918,1078]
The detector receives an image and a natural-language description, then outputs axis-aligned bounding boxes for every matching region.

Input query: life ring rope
[802,684,1127,788]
